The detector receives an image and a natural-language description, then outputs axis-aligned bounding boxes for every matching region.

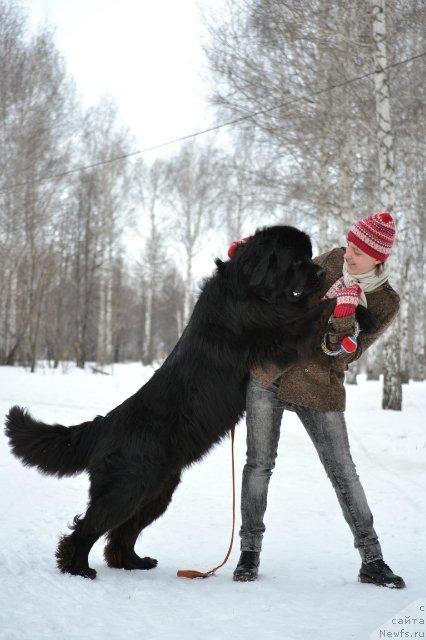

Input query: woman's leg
[294,404,382,563]
[239,377,285,552]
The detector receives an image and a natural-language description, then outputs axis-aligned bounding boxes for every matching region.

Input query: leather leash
[177,427,236,579]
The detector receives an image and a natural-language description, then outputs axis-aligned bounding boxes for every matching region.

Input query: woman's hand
[333,284,362,318]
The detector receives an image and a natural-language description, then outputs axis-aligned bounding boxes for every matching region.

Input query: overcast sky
[25,0,215,156]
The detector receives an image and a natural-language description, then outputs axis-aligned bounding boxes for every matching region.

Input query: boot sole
[358,574,405,589]
[233,574,258,582]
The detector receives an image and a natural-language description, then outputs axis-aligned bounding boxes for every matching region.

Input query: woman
[231,212,405,588]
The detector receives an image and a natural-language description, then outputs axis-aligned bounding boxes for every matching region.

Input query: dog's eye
[292,259,302,267]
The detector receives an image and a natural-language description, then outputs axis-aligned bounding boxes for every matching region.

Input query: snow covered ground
[0,363,424,640]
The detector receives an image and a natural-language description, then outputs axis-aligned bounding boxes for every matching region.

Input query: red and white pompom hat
[347,212,395,262]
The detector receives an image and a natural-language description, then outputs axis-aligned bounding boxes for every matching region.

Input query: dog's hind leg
[104,473,181,570]
[56,475,144,579]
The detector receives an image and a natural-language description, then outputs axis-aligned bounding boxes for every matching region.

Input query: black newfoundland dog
[5,225,331,579]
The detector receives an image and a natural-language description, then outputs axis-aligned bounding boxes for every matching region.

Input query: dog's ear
[215,258,225,273]
[355,305,378,333]
[215,257,244,296]
[249,251,277,289]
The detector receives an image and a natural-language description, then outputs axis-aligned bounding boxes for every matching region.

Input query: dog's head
[217,225,326,303]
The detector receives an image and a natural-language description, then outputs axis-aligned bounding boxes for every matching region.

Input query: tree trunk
[382,317,402,409]
[142,210,158,365]
[372,0,402,409]
[345,366,358,385]
[183,246,193,328]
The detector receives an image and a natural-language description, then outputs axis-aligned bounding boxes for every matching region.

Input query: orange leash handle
[177,427,236,579]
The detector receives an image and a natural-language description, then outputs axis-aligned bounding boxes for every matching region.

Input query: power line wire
[1,50,424,193]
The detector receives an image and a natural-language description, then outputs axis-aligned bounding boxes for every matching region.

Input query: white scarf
[342,261,390,308]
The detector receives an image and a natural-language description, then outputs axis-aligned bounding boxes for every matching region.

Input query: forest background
[0,0,424,410]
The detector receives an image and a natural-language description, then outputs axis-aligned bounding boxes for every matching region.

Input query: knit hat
[347,212,395,262]
[227,235,253,259]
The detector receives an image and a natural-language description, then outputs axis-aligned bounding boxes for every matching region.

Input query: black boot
[233,551,260,582]
[358,559,405,589]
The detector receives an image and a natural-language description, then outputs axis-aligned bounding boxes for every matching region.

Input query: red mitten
[333,284,362,318]
[227,235,253,259]
[340,335,358,354]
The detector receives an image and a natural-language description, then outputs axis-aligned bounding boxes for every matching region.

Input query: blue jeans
[240,377,383,563]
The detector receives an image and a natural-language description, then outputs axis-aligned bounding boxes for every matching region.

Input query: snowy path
[0,364,424,640]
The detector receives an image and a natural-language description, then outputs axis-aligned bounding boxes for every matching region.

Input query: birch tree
[135,158,168,364]
[391,0,426,382]
[0,6,73,369]
[204,0,424,390]
[371,0,402,410]
[66,98,134,369]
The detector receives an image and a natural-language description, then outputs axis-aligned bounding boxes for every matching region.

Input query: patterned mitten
[333,284,362,318]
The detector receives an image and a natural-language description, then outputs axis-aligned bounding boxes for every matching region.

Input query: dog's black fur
[5,225,332,579]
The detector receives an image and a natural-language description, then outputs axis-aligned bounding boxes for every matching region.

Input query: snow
[0,363,425,640]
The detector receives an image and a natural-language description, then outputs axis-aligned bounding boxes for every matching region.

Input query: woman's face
[344,241,380,275]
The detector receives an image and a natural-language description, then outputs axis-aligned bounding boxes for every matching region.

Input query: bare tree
[0,6,74,369]
[134,158,169,364]
[67,99,135,368]
[203,0,425,393]
[163,140,224,326]
[371,0,401,409]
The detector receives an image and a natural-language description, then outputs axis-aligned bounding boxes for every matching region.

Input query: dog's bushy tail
[4,406,102,477]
